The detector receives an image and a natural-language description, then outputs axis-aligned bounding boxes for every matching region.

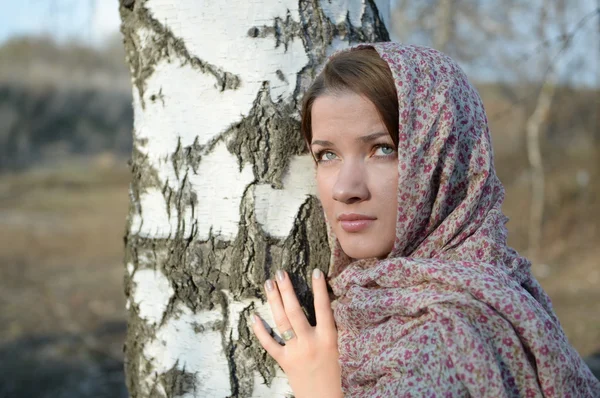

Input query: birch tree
[118,0,390,396]
[524,0,571,265]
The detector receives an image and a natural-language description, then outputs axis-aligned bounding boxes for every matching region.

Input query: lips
[338,213,376,233]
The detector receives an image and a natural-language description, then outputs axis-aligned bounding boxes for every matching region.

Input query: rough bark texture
[119,1,389,397]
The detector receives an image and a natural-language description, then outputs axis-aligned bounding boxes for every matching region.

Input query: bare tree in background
[521,1,596,266]
[525,0,564,265]
[119,0,390,396]
[391,0,524,61]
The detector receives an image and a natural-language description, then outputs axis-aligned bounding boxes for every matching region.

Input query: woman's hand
[251,268,342,398]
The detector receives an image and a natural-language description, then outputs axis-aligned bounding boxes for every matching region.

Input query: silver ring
[281,329,296,341]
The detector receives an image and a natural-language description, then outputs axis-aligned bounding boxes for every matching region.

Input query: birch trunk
[526,0,568,266]
[526,74,555,264]
[119,1,390,396]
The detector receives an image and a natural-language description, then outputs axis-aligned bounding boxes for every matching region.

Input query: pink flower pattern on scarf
[325,43,600,397]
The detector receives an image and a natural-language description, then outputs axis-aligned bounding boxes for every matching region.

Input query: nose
[332,159,370,204]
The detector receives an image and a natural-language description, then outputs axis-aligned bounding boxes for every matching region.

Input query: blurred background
[0,0,597,397]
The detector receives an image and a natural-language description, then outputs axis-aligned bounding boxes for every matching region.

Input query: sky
[0,0,597,86]
[0,0,121,45]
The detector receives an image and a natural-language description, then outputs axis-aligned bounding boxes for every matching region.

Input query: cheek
[370,168,399,239]
[316,170,336,215]
[315,172,327,202]
[377,174,399,252]
[381,186,399,225]
[371,167,399,204]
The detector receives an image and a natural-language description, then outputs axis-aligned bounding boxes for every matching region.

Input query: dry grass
[0,157,130,398]
[501,149,600,357]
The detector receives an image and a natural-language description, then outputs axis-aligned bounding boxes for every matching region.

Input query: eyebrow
[311,139,334,147]
[357,131,389,143]
[311,132,389,147]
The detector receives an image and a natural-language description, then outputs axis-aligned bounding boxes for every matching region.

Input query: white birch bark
[119,1,390,396]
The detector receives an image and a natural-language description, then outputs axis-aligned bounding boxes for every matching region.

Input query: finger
[251,313,283,360]
[312,268,336,333]
[275,270,310,334]
[265,279,296,338]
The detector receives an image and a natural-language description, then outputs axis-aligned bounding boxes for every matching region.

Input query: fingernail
[276,270,285,282]
[265,279,274,292]
[312,268,322,279]
[250,313,257,324]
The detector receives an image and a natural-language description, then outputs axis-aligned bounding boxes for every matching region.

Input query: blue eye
[374,145,395,156]
[324,151,338,160]
[316,151,338,162]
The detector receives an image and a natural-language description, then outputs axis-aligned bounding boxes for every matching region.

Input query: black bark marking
[248,12,304,51]
[228,85,306,187]
[121,0,135,10]
[275,69,287,82]
[161,367,197,397]
[247,27,260,38]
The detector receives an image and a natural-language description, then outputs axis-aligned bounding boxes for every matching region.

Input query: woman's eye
[374,145,395,156]
[319,151,337,161]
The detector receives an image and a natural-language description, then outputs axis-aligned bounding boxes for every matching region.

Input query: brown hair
[301,46,399,150]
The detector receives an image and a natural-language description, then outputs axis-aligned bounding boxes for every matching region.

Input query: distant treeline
[0,36,129,89]
[0,82,132,170]
[0,36,132,171]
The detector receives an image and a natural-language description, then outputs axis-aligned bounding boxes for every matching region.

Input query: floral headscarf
[326,42,600,397]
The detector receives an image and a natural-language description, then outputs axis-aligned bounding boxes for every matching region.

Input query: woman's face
[311,92,399,260]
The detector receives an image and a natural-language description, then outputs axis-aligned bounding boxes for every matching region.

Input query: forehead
[311,92,386,140]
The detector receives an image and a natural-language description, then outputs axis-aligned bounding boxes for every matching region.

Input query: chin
[338,234,391,260]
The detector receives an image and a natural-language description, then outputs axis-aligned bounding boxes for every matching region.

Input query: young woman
[250,42,600,397]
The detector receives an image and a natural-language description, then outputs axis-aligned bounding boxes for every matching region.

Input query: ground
[0,154,597,397]
[0,158,129,398]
